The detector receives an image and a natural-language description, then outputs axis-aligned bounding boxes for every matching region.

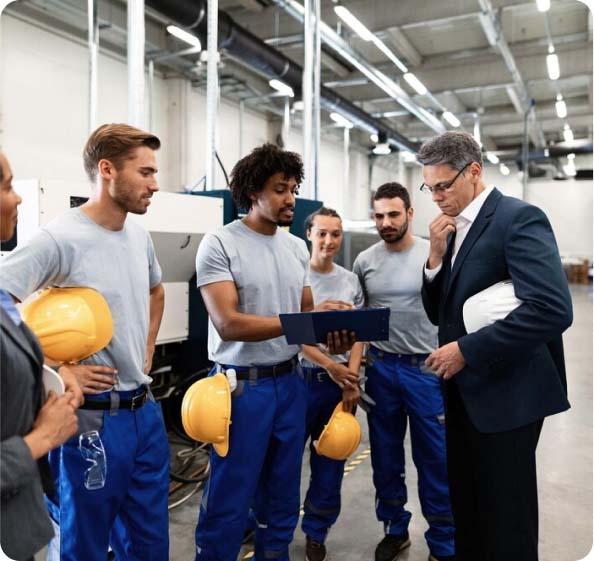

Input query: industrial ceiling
[5,0,593,160]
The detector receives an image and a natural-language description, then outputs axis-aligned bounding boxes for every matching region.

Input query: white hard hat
[463,280,522,334]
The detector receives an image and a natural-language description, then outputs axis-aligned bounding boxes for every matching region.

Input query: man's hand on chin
[425,341,466,380]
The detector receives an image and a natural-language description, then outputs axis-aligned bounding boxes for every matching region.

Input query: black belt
[220,356,299,380]
[80,388,148,411]
[303,367,331,383]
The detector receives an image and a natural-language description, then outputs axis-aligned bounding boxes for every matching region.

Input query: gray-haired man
[420,131,572,561]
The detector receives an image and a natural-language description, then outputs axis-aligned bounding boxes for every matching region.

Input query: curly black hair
[229,143,304,210]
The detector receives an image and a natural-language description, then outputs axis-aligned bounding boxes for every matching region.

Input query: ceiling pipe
[270,0,446,135]
[128,0,146,127]
[145,0,418,152]
[477,0,545,147]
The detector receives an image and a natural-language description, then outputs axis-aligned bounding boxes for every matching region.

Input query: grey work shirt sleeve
[195,233,234,287]
[0,436,39,498]
[299,240,311,288]
[353,276,365,309]
[0,230,62,301]
[147,234,163,289]
[351,256,368,307]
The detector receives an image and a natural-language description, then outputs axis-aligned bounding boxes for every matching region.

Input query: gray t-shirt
[352,236,437,354]
[301,264,364,367]
[0,208,162,390]
[195,220,310,366]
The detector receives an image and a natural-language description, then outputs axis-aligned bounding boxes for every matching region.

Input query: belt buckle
[130,391,146,411]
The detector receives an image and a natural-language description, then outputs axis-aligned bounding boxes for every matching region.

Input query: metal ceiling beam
[347,46,593,102]
[378,27,423,67]
[477,0,554,148]
[269,0,447,134]
[230,0,534,42]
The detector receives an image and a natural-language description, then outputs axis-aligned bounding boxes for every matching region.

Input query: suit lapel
[446,188,502,297]
[0,307,40,367]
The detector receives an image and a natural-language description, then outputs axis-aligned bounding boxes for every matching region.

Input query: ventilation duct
[145,0,418,152]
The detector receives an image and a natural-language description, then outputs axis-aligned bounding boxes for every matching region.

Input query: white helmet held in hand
[463,280,522,334]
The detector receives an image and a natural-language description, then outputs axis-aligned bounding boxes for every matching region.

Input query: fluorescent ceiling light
[373,143,391,155]
[546,52,560,80]
[536,0,550,12]
[269,79,294,97]
[371,37,408,73]
[486,152,500,164]
[167,25,201,49]
[370,133,379,143]
[401,151,417,162]
[563,125,574,142]
[555,95,567,118]
[403,73,427,96]
[330,112,353,128]
[499,163,510,176]
[334,5,374,41]
[442,111,461,127]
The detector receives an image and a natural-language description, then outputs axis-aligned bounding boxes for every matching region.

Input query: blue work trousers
[195,367,306,561]
[46,389,170,561]
[301,368,345,544]
[365,348,455,557]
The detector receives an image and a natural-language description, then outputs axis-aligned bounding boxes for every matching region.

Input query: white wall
[0,14,171,187]
[526,179,593,259]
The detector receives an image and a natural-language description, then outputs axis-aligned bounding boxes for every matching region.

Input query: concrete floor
[168,285,593,561]
[34,286,591,561]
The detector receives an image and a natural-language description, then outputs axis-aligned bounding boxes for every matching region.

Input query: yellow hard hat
[181,373,231,457]
[315,403,361,461]
[22,287,113,363]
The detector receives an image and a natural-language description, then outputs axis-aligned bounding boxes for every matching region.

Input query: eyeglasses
[419,162,471,195]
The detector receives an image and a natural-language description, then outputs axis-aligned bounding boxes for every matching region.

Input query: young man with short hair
[194,144,351,561]
[300,207,364,561]
[353,183,455,561]
[0,124,169,561]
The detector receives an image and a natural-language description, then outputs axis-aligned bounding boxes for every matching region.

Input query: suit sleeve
[421,266,446,326]
[0,436,39,500]
[458,205,572,368]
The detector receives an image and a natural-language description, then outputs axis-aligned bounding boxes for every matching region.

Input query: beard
[112,179,150,215]
[275,205,295,227]
[378,218,409,243]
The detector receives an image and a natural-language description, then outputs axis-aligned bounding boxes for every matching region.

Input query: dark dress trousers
[422,188,572,561]
[1,307,54,560]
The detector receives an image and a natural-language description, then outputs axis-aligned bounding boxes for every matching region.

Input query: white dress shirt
[424,185,494,281]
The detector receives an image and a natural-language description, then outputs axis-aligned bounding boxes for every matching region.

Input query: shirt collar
[456,185,494,227]
[0,289,22,326]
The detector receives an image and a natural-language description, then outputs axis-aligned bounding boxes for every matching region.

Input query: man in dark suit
[0,152,79,561]
[418,132,572,561]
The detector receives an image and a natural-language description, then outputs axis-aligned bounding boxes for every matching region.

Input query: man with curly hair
[194,143,352,561]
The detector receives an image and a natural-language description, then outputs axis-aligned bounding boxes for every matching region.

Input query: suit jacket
[1,306,54,560]
[422,188,572,433]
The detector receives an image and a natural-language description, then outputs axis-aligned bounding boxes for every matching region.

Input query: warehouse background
[0,1,592,560]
